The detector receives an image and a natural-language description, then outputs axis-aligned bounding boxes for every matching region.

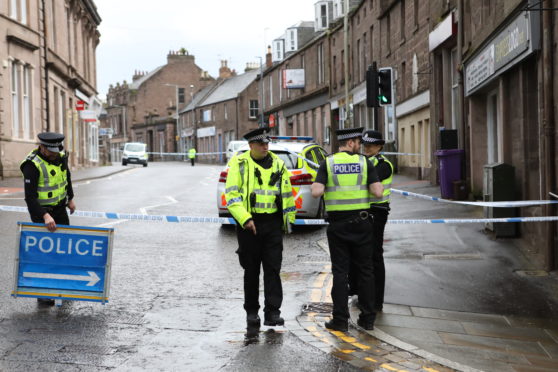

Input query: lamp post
[164,83,183,156]
[190,84,196,150]
[256,56,264,128]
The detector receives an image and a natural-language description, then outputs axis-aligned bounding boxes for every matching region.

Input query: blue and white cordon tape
[1,205,557,225]
[391,188,558,208]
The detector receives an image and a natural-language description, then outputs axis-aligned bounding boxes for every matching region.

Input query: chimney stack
[219,60,232,79]
[266,45,272,68]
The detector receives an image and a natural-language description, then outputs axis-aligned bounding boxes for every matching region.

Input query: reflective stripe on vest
[324,153,370,212]
[370,154,393,204]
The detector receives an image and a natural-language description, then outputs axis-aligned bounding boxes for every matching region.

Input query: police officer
[188,147,196,166]
[225,128,296,331]
[311,127,383,331]
[21,132,76,305]
[357,130,394,312]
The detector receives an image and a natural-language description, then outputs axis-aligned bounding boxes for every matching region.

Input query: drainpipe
[41,0,50,131]
[542,0,556,271]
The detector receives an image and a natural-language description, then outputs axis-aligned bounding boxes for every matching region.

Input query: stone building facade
[102,50,214,161]
[0,0,101,178]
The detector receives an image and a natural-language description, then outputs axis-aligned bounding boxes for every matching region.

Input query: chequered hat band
[248,134,269,142]
[39,140,62,147]
[337,132,362,140]
[362,137,384,143]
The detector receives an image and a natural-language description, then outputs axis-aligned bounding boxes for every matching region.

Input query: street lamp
[256,56,264,128]
[164,83,183,155]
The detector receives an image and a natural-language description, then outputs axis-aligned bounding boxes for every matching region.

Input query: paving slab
[438,332,549,357]
[461,322,556,343]
[410,307,510,326]
[375,313,466,334]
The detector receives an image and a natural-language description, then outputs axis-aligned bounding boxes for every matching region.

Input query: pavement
[2,164,558,372]
[293,175,558,372]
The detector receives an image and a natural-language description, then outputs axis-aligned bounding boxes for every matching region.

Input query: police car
[217,136,327,219]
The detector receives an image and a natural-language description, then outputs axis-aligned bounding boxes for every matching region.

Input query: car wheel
[122,160,127,166]
[143,163,148,167]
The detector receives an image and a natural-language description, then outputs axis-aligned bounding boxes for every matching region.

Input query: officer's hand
[43,213,56,232]
[244,220,257,235]
[67,199,76,214]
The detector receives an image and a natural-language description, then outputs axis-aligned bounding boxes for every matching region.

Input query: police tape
[147,151,225,156]
[1,205,557,225]
[392,188,558,208]
[382,152,421,156]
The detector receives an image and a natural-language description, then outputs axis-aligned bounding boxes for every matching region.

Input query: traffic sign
[12,223,114,303]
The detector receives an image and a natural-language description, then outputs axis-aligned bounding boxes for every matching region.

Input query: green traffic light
[378,95,388,103]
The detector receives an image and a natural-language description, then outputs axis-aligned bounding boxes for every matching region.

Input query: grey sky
[94,0,317,99]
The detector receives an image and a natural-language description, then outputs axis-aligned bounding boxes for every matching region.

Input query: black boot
[264,314,284,326]
[324,318,348,332]
[357,316,375,330]
[247,313,261,328]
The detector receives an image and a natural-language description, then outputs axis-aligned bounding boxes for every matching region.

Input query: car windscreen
[125,144,145,152]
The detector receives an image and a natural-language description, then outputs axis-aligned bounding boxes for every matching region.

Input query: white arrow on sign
[23,271,100,286]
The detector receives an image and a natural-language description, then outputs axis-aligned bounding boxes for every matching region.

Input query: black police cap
[38,132,64,153]
[335,127,364,141]
[243,128,270,143]
[362,130,385,145]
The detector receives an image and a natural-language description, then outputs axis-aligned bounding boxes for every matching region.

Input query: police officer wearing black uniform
[349,130,394,312]
[21,132,76,232]
[311,127,383,331]
[21,132,76,306]
[224,128,297,332]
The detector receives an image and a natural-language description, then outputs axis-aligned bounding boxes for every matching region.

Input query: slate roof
[199,69,259,107]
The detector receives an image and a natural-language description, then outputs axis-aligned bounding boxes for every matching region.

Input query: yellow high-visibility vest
[370,154,393,204]
[324,152,370,212]
[20,149,68,206]
[225,151,296,232]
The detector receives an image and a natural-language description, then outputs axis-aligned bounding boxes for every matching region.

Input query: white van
[122,142,148,167]
[226,140,248,161]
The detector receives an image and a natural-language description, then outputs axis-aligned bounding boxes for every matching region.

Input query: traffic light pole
[366,62,380,130]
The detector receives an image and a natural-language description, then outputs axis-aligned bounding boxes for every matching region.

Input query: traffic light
[366,65,379,108]
[378,67,393,106]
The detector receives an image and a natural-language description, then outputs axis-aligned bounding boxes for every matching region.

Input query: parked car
[217,137,327,220]
[226,140,248,161]
[122,142,148,167]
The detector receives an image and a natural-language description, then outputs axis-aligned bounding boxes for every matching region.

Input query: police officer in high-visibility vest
[349,130,394,312]
[188,147,196,166]
[20,132,76,306]
[311,127,383,331]
[225,128,296,331]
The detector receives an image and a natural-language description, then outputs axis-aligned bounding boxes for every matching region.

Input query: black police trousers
[327,215,375,323]
[236,213,283,317]
[348,205,390,309]
[30,204,69,225]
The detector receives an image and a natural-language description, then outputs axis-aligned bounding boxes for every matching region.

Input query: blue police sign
[12,223,114,303]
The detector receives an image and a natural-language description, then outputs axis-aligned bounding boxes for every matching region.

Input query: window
[224,104,228,120]
[414,0,419,28]
[320,4,327,28]
[22,65,31,139]
[333,56,337,86]
[363,33,367,71]
[249,100,259,119]
[356,39,361,82]
[401,61,406,98]
[269,75,273,106]
[370,26,374,62]
[203,109,212,122]
[401,0,406,41]
[290,30,296,51]
[318,43,325,84]
[10,0,27,24]
[88,124,99,161]
[178,88,185,104]
[11,62,20,137]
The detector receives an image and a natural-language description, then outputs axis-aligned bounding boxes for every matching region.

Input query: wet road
[1,162,556,371]
[0,163,360,371]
